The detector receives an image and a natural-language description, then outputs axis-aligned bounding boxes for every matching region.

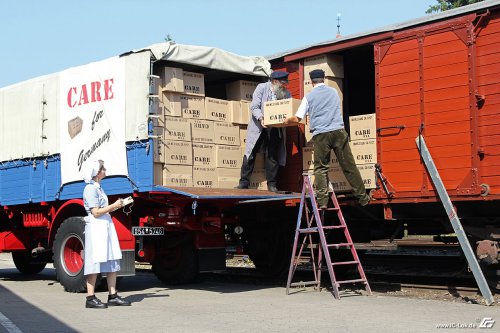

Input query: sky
[0,0,437,88]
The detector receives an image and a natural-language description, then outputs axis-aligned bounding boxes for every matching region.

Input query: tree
[426,0,484,14]
[164,34,175,42]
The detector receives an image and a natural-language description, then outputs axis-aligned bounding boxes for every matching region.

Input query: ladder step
[327,242,353,248]
[337,278,367,285]
[298,227,319,233]
[290,281,320,287]
[323,225,345,230]
[318,207,339,211]
[330,260,359,266]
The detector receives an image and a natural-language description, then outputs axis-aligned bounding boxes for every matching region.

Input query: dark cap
[309,69,325,80]
[270,71,289,82]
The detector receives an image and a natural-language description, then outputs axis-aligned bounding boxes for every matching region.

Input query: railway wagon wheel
[12,251,47,274]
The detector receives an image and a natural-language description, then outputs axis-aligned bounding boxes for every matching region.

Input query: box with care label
[205,97,230,122]
[163,164,193,187]
[192,143,216,167]
[164,140,193,165]
[239,126,247,147]
[217,168,240,189]
[349,113,376,141]
[302,147,339,171]
[192,166,218,188]
[249,169,266,190]
[164,116,191,141]
[263,98,301,127]
[190,119,214,144]
[162,67,184,93]
[303,54,344,78]
[180,94,206,119]
[349,139,377,165]
[216,145,241,169]
[226,80,258,101]
[214,122,240,146]
[183,71,205,96]
[358,163,376,189]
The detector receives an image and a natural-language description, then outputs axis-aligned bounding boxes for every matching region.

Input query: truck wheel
[53,217,87,293]
[246,222,294,278]
[12,252,47,274]
[152,235,198,285]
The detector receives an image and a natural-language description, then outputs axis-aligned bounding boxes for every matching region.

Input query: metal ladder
[286,173,372,299]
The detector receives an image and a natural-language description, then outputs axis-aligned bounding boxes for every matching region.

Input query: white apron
[83,213,122,275]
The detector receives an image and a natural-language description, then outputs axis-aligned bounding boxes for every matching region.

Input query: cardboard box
[229,100,250,125]
[302,147,339,171]
[303,77,343,99]
[358,163,376,189]
[192,143,216,167]
[205,97,230,122]
[239,126,247,147]
[217,168,240,189]
[190,119,214,144]
[181,94,206,119]
[226,80,258,101]
[304,54,344,78]
[328,165,352,192]
[164,140,193,165]
[249,169,266,190]
[162,67,184,93]
[216,145,242,169]
[349,113,376,141]
[164,116,191,141]
[161,92,182,117]
[349,139,377,165]
[153,137,164,163]
[163,164,193,187]
[214,122,240,146]
[193,166,218,188]
[263,98,301,127]
[183,71,205,96]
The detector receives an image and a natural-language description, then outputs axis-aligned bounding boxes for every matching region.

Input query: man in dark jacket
[236,71,290,192]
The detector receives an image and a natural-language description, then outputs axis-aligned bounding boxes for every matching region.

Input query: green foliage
[426,0,485,14]
[164,34,174,42]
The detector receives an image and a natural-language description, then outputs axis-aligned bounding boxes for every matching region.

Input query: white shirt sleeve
[295,97,308,120]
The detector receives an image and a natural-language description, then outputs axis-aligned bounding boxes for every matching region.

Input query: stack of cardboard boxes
[153,67,259,189]
[299,54,377,192]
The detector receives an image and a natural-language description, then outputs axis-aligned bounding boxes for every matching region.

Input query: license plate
[132,226,164,236]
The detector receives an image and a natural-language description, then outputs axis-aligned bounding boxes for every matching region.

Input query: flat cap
[309,69,325,79]
[270,71,289,81]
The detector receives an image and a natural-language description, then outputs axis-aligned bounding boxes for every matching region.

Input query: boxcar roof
[267,0,500,61]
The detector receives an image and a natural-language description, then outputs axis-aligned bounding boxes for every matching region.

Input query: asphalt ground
[0,253,499,333]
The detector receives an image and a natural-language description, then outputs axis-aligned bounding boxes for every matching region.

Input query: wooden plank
[381,48,419,66]
[477,53,500,67]
[423,31,460,46]
[478,123,500,137]
[424,50,468,69]
[426,122,470,136]
[478,114,500,127]
[423,40,465,57]
[424,97,469,114]
[379,71,419,88]
[423,61,468,80]
[424,73,469,91]
[425,109,469,124]
[380,148,420,162]
[477,71,500,86]
[379,93,420,109]
[424,85,469,102]
[424,132,470,147]
[379,60,419,77]
[477,43,500,57]
[379,81,420,98]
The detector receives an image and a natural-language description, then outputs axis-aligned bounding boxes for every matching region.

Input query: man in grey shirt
[283,69,370,208]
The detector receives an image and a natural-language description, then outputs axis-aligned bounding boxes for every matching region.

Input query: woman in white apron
[83,160,131,308]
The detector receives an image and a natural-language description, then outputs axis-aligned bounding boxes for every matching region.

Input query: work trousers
[239,127,281,188]
[313,128,368,207]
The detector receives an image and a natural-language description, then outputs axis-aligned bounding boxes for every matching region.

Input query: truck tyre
[12,251,47,274]
[245,221,294,278]
[152,235,198,285]
[53,217,88,293]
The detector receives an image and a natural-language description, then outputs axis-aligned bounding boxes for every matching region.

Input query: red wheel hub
[62,235,83,275]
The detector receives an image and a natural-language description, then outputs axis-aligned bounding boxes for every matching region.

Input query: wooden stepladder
[286,173,372,299]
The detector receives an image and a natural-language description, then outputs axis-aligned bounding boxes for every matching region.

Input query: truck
[0,43,299,292]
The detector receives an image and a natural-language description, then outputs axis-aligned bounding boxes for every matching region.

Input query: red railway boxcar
[270,1,500,286]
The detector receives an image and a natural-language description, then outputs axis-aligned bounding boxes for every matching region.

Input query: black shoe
[86,296,107,309]
[108,294,131,306]
[235,183,249,189]
[267,185,279,193]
